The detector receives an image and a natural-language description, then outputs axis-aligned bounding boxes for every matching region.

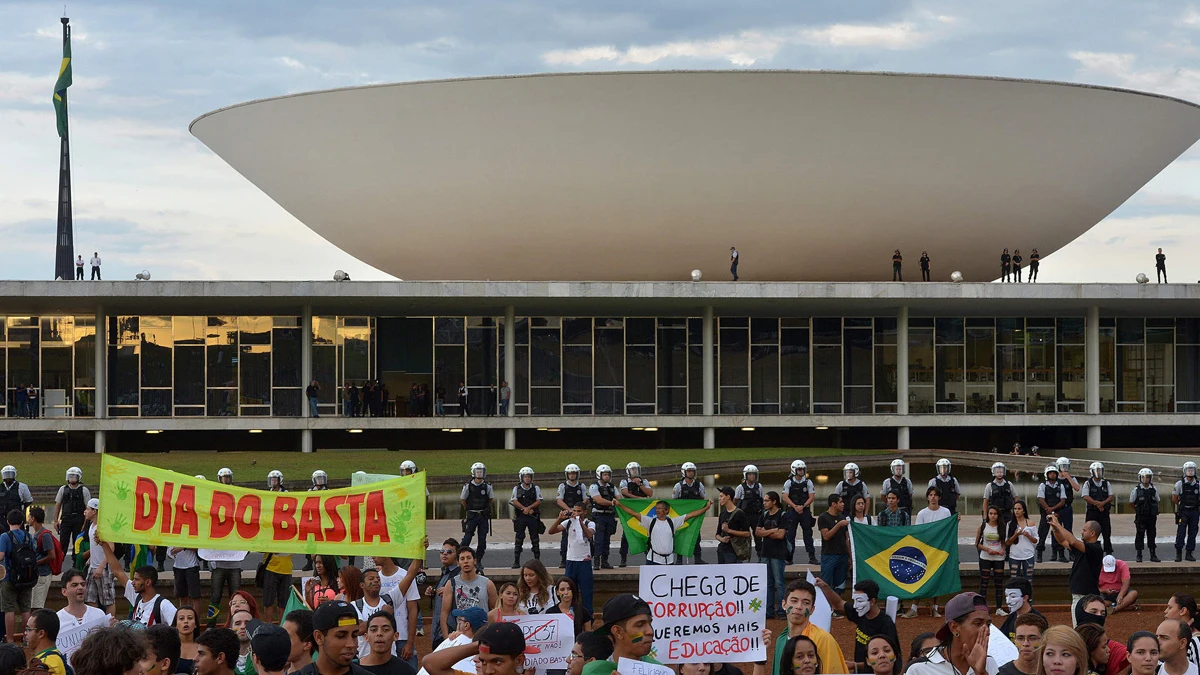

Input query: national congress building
[4,71,1200,454]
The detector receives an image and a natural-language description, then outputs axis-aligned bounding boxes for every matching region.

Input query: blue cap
[451,606,488,630]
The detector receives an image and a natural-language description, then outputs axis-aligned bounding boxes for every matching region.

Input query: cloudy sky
[1,1,1199,282]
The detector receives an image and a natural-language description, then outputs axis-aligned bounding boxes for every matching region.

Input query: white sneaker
[932,607,942,618]
[995,608,1009,616]
[901,607,919,619]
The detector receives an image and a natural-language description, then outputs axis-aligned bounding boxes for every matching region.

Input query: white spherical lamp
[1136,273,1149,284]
[691,269,703,282]
[950,271,963,283]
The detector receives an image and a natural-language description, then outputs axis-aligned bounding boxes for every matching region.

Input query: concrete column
[897,426,910,451]
[1086,305,1100,416]
[505,428,516,450]
[301,429,313,454]
[897,306,909,416]
[1087,425,1101,449]
[94,305,106,453]
[504,306,515,418]
[702,306,715,449]
[302,304,313,419]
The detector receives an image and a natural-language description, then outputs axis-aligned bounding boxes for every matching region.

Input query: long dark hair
[1008,500,1031,538]
[866,634,904,675]
[556,576,582,614]
[1076,624,1108,671]
[908,632,936,662]
[780,635,822,674]
[314,555,340,587]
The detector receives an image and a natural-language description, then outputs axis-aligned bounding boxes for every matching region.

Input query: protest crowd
[0,454,1196,675]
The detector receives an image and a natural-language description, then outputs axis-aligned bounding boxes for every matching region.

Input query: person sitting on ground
[1097,555,1138,613]
[568,632,614,675]
[1000,578,1044,642]
[774,579,848,675]
[903,592,996,675]
[999,613,1048,675]
[1157,620,1199,675]
[814,578,898,673]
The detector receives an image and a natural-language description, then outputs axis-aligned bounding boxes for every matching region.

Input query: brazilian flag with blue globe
[849,516,961,600]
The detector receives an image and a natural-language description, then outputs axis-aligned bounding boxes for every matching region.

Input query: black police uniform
[1084,478,1114,554]
[986,480,1015,529]
[1176,478,1200,559]
[591,481,618,569]
[512,483,542,566]
[1131,483,1160,560]
[1036,480,1066,561]
[738,481,765,558]
[57,482,87,562]
[461,479,493,568]
[784,477,816,564]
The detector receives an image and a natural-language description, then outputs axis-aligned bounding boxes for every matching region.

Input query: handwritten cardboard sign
[618,657,675,675]
[502,613,574,670]
[638,563,768,663]
[57,614,111,658]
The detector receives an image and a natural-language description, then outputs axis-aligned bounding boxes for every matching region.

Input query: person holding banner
[614,498,710,567]
[97,539,178,627]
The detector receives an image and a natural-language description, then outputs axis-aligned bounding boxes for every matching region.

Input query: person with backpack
[0,507,36,641]
[96,539,178,627]
[25,609,72,675]
[27,507,61,614]
[614,497,711,566]
[53,467,89,570]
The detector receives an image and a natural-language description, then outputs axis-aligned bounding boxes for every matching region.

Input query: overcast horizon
[2,1,1200,283]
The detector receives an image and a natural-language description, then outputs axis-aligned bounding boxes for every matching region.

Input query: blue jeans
[565,560,594,613]
[500,399,509,415]
[821,553,848,593]
[396,640,418,671]
[308,396,320,417]
[765,556,786,618]
[1177,510,1199,551]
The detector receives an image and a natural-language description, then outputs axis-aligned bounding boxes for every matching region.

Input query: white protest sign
[502,613,574,670]
[199,548,248,562]
[806,570,831,632]
[988,624,1018,666]
[57,613,112,658]
[618,657,675,675]
[639,563,767,663]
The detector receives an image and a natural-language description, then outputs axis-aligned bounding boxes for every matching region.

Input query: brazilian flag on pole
[616,499,708,557]
[53,27,72,137]
[849,516,961,600]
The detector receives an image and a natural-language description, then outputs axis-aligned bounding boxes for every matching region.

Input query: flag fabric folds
[615,498,708,557]
[53,28,72,137]
[849,515,961,600]
[280,586,308,624]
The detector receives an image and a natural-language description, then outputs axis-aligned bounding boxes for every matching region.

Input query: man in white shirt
[615,498,710,566]
[1158,619,1200,675]
[372,556,422,669]
[75,255,84,280]
[548,503,597,612]
[99,540,177,627]
[89,252,101,280]
[56,568,109,661]
[902,487,954,619]
[82,499,115,615]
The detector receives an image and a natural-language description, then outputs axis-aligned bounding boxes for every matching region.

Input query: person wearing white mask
[813,577,898,673]
[998,577,1043,642]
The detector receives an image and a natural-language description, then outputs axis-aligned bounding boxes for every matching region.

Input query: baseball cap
[1102,555,1117,573]
[312,600,360,633]
[250,624,292,672]
[595,594,653,636]
[452,606,489,630]
[934,592,989,642]
[476,622,539,656]
[718,486,736,498]
[87,498,99,510]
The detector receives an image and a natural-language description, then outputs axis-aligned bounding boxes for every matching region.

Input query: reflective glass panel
[174,346,204,405]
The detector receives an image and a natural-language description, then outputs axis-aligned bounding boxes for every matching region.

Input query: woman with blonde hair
[1037,626,1088,675]
[488,582,528,622]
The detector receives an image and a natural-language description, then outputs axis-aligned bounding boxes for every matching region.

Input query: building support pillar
[301,429,313,454]
[1086,305,1100,416]
[94,305,106,453]
[702,306,715,449]
[1087,425,1101,450]
[504,306,516,449]
[897,307,909,417]
[302,304,313,419]
[897,426,910,451]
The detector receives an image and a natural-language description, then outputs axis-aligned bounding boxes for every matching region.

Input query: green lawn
[14,447,885,487]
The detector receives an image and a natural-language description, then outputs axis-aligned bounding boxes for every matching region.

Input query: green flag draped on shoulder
[53,28,72,138]
[616,499,708,557]
[850,516,961,600]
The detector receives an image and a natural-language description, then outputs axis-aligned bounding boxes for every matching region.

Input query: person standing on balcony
[306,380,320,418]
[892,250,903,281]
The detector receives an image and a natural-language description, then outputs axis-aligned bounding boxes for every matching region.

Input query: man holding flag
[615,498,710,566]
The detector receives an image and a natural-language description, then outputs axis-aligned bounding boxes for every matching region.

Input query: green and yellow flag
[850,516,961,600]
[616,499,708,557]
[53,28,72,137]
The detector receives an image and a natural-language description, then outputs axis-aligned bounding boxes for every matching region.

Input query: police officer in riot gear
[217,467,234,485]
[735,465,765,560]
[782,460,817,565]
[880,459,914,517]
[461,462,494,570]
[54,467,88,558]
[511,467,543,568]
[929,459,962,515]
[618,462,653,567]
[400,460,418,476]
[556,464,587,568]
[589,465,618,570]
[1129,468,1161,563]
[982,462,1015,528]
[310,470,328,491]
[1174,461,1200,562]
[673,462,707,563]
[834,463,869,520]
[1082,461,1114,554]
[0,465,31,521]
[1055,457,1081,553]
[1036,465,1068,563]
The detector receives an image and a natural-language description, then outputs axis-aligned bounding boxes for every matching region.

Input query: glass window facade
[4,314,1198,418]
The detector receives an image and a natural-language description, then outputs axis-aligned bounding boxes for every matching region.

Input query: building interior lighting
[249,429,263,434]
[643,427,658,431]
[146,430,162,434]
[348,429,363,433]
[816,426,828,430]
[740,427,755,431]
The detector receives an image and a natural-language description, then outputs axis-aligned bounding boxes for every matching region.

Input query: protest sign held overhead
[618,499,708,557]
[849,516,961,600]
[97,455,426,558]
[639,563,767,663]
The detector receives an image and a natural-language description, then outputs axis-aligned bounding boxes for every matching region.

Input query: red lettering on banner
[134,478,158,532]
[210,491,236,539]
[172,485,198,536]
[363,490,390,543]
[235,495,262,539]
[273,497,298,541]
[322,496,347,542]
[161,482,175,534]
[298,496,324,542]
[346,493,366,543]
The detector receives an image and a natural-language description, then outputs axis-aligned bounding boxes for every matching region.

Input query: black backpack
[647,517,677,558]
[6,530,40,590]
[130,595,168,625]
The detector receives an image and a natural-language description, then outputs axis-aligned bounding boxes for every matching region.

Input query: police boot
[592,559,600,571]
[1177,548,1183,562]
[532,546,540,560]
[1151,549,1161,563]
[619,554,627,568]
[1136,551,1143,563]
[1036,550,1043,563]
[512,550,522,569]
[600,556,613,570]
[1187,551,1196,562]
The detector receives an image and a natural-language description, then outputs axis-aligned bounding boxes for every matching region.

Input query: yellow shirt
[774,623,849,675]
[266,553,293,575]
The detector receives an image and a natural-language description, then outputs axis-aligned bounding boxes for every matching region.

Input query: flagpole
[54,16,76,281]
